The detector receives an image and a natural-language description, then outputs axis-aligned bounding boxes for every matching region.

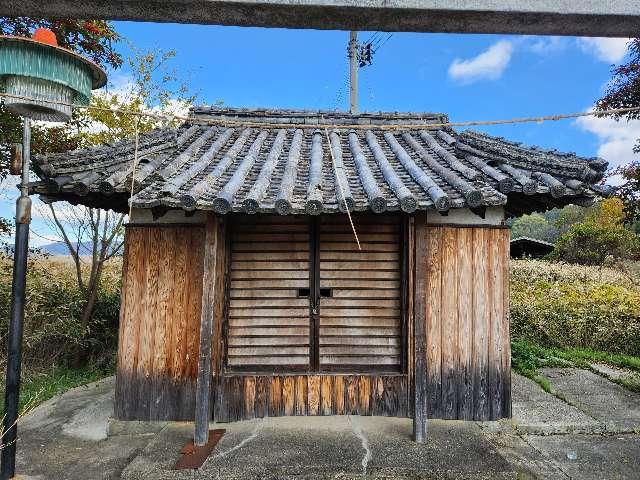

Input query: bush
[549,222,640,265]
[510,259,640,356]
[0,254,121,371]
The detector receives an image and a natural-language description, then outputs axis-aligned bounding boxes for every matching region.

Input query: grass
[0,362,114,417]
[511,339,640,393]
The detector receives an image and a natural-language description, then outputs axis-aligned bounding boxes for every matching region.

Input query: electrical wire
[2,92,638,131]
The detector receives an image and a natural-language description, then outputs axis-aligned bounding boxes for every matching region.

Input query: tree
[0,19,122,235]
[595,38,640,226]
[549,197,640,265]
[510,213,557,243]
[38,47,195,365]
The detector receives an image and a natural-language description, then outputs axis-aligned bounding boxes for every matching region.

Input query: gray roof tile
[31,107,608,216]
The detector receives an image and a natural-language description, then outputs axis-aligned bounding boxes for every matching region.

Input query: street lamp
[0,28,106,479]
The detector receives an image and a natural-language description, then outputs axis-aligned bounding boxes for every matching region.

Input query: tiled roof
[31,107,610,216]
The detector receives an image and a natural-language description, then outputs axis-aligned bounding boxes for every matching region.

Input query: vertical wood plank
[128,228,148,419]
[383,376,400,416]
[334,376,345,415]
[136,229,157,419]
[283,376,295,416]
[358,376,371,415]
[440,227,458,419]
[230,376,244,421]
[115,228,137,419]
[321,376,333,415]
[457,228,474,420]
[255,376,269,418]
[488,229,504,419]
[346,375,359,414]
[413,215,427,441]
[371,376,384,416]
[471,228,489,421]
[195,216,218,444]
[214,377,229,422]
[500,229,512,418]
[149,228,172,420]
[295,376,307,415]
[211,218,227,378]
[425,226,442,418]
[308,375,320,415]
[244,376,256,419]
[270,376,282,417]
[407,216,415,416]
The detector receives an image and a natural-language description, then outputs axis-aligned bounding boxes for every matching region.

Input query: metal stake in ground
[1,118,32,480]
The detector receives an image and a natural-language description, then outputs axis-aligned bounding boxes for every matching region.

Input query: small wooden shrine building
[31,108,607,437]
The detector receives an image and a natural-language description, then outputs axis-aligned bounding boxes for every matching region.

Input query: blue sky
[2,23,639,246]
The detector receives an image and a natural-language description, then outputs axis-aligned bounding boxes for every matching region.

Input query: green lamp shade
[0,36,106,122]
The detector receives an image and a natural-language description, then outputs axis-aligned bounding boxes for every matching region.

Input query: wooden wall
[414,219,511,421]
[114,215,511,424]
[115,224,206,421]
[214,374,408,421]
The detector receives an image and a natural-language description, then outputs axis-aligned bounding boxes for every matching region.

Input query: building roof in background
[31,107,610,217]
[510,236,555,258]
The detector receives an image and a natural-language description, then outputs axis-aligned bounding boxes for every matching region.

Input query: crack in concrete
[213,422,261,459]
[348,416,371,476]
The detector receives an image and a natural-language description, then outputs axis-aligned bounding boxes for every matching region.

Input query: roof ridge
[190,106,449,124]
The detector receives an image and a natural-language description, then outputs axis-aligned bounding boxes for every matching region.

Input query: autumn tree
[596,38,640,225]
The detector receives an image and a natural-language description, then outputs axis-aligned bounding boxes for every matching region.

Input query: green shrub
[0,254,122,371]
[549,221,640,265]
[510,259,640,356]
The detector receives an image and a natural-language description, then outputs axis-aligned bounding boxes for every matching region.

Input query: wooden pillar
[413,214,427,442]
[194,215,220,446]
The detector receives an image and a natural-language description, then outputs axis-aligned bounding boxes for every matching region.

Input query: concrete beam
[1,1,639,37]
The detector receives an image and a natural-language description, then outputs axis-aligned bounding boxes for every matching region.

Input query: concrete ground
[13,367,640,480]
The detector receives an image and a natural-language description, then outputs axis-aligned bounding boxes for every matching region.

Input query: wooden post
[413,214,427,442]
[194,215,219,446]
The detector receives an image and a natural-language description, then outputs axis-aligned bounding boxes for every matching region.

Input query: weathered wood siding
[115,224,206,421]
[214,374,408,421]
[414,220,511,421]
[227,216,311,370]
[319,215,403,371]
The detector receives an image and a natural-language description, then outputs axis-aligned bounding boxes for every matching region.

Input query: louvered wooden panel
[227,216,311,371]
[319,215,403,372]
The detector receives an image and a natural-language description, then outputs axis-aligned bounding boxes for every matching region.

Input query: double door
[226,214,404,374]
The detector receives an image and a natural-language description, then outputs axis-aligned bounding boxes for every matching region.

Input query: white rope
[323,125,361,251]
[128,117,141,219]
[2,92,640,131]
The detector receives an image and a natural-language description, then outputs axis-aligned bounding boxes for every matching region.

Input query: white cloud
[575,108,640,173]
[578,38,631,63]
[448,40,514,84]
[526,36,567,56]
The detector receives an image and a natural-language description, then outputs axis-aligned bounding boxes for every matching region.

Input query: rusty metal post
[1,118,32,480]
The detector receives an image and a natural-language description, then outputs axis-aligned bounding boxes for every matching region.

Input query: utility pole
[348,31,358,114]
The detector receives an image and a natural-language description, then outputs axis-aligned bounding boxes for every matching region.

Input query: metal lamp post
[0,29,106,480]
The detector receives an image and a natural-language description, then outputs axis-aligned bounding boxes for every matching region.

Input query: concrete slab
[122,416,520,479]
[510,374,600,435]
[16,377,156,480]
[525,433,640,480]
[541,368,640,432]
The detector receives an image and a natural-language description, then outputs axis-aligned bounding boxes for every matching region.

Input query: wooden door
[227,216,311,372]
[317,215,404,373]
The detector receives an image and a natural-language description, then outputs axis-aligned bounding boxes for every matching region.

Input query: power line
[2,92,638,131]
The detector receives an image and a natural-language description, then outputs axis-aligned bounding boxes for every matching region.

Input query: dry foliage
[0,254,122,372]
[511,259,640,355]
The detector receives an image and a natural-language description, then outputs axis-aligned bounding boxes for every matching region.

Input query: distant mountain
[38,241,122,256]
